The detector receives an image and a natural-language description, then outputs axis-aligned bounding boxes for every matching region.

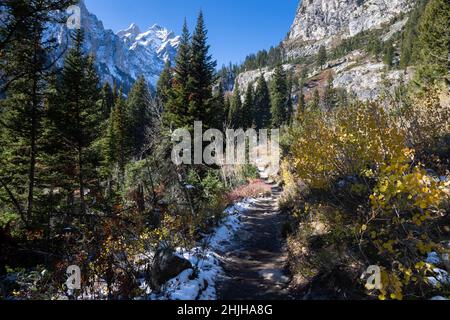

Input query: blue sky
[84,0,300,67]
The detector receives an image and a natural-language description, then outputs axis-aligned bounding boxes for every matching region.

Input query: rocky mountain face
[51,1,179,91]
[285,0,414,58]
[236,0,415,102]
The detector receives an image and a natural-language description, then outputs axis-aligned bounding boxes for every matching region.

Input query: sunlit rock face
[285,0,414,58]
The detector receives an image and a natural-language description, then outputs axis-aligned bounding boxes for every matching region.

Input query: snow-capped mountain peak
[117,23,180,64]
[50,1,179,92]
[117,23,142,40]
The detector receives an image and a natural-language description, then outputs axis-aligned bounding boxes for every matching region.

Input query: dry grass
[225,179,272,203]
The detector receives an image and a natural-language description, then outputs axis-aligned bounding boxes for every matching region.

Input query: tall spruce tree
[187,11,217,130]
[100,82,114,123]
[212,83,226,130]
[224,95,231,128]
[310,89,321,111]
[164,19,191,129]
[229,82,243,129]
[254,75,271,130]
[242,84,255,129]
[157,60,173,107]
[383,41,395,68]
[0,0,74,225]
[270,65,288,128]
[52,30,101,214]
[323,74,337,111]
[297,79,306,116]
[285,73,294,125]
[127,76,153,159]
[317,45,327,70]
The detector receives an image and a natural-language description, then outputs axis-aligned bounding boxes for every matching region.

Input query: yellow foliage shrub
[283,86,450,300]
[289,102,406,189]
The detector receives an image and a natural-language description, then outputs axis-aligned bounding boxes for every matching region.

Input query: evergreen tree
[368,34,383,59]
[50,30,101,214]
[323,74,337,110]
[229,82,243,129]
[297,80,306,115]
[157,60,173,107]
[317,45,327,70]
[187,11,217,130]
[270,65,288,128]
[0,0,73,224]
[254,75,271,130]
[224,95,231,128]
[285,73,294,125]
[127,76,153,159]
[212,83,226,130]
[242,84,255,129]
[383,41,395,68]
[310,89,321,111]
[414,0,450,86]
[164,19,191,128]
[100,82,115,122]
[336,88,350,108]
[0,0,75,93]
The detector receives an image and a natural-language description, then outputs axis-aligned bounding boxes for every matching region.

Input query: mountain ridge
[50,0,179,91]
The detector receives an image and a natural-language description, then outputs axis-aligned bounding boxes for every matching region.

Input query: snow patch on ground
[428,268,450,288]
[149,198,256,300]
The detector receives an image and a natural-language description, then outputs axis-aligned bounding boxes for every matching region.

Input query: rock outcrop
[234,0,415,102]
[285,0,414,58]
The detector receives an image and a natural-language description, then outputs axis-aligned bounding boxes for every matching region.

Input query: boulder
[150,248,192,289]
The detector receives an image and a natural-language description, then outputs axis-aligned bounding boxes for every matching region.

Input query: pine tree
[242,84,255,129]
[254,74,271,130]
[51,30,101,214]
[297,80,306,116]
[229,82,243,129]
[368,34,383,59]
[323,74,337,110]
[157,60,173,107]
[187,11,217,130]
[309,89,321,111]
[383,41,395,68]
[127,76,153,159]
[270,65,288,128]
[0,0,73,225]
[336,88,350,108]
[164,19,191,129]
[224,95,231,128]
[100,82,115,122]
[317,45,327,70]
[212,83,226,130]
[285,73,294,125]
[414,0,450,86]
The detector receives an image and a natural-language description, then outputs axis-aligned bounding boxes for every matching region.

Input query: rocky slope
[235,0,415,102]
[285,0,414,59]
[50,0,179,91]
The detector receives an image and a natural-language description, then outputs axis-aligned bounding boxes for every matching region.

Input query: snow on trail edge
[149,198,257,300]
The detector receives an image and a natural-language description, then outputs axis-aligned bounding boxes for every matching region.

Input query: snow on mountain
[50,1,179,91]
